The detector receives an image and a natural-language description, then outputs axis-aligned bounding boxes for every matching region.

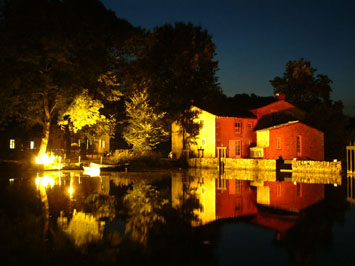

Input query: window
[201,138,206,147]
[30,141,35,150]
[10,139,15,149]
[199,119,204,129]
[100,140,105,149]
[276,137,281,150]
[235,180,241,193]
[235,140,241,156]
[235,122,241,134]
[296,135,301,155]
[277,183,281,196]
[297,183,302,197]
[248,123,253,129]
[78,139,81,147]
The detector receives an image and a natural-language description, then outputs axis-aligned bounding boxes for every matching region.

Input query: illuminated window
[235,122,241,134]
[78,139,81,147]
[296,135,301,155]
[101,140,105,149]
[276,137,281,150]
[235,140,241,156]
[248,123,253,129]
[30,141,35,150]
[10,139,15,149]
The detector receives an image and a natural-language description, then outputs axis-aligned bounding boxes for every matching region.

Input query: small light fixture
[333,159,337,162]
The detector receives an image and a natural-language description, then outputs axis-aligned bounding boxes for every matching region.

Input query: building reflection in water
[34,168,342,248]
[171,168,342,232]
[347,175,355,204]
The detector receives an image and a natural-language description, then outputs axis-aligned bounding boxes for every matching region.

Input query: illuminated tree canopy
[123,89,168,153]
[58,89,116,135]
[119,22,221,140]
[0,0,135,156]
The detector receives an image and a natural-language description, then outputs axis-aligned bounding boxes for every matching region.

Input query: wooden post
[346,145,355,173]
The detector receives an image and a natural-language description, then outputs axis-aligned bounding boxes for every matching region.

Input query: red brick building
[258,121,324,160]
[173,96,325,161]
[216,116,257,158]
[216,179,257,218]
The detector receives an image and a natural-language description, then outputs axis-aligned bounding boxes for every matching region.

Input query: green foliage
[123,89,168,153]
[271,58,348,160]
[118,22,221,138]
[58,89,116,137]
[123,183,168,244]
[270,58,332,111]
[84,193,117,221]
[0,0,135,154]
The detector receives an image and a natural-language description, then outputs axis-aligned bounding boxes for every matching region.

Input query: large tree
[270,59,348,160]
[119,22,221,141]
[270,58,332,111]
[0,0,134,157]
[123,89,168,153]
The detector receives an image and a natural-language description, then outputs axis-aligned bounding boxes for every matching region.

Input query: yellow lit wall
[171,172,216,225]
[193,176,216,225]
[171,121,184,159]
[256,186,270,205]
[256,130,270,148]
[171,106,216,159]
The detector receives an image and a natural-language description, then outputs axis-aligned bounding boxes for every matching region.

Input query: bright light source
[293,181,297,185]
[35,153,55,165]
[36,175,55,188]
[83,164,100,177]
[68,185,74,197]
[333,159,337,162]
[9,139,15,149]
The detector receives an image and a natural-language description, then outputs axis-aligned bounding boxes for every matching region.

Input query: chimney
[275,93,286,100]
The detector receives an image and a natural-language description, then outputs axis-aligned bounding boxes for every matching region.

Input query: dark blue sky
[101,0,355,116]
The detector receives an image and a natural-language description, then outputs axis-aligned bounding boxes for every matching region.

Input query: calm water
[0,168,354,266]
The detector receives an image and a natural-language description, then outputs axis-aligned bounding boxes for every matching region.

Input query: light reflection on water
[2,169,354,265]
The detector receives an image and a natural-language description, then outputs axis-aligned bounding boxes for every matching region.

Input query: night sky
[101,0,355,116]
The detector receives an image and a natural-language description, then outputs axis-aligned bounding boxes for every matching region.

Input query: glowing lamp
[35,153,55,165]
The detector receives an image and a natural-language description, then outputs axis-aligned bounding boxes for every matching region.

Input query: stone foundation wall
[292,160,342,174]
[188,158,276,170]
[188,158,342,175]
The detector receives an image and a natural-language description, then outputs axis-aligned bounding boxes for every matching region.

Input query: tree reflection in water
[1,169,349,266]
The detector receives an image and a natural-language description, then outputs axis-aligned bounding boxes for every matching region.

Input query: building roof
[253,108,306,131]
[196,104,257,118]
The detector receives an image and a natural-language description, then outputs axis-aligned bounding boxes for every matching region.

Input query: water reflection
[0,167,348,266]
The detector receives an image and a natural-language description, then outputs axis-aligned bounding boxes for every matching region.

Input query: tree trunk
[65,123,71,158]
[38,92,51,157]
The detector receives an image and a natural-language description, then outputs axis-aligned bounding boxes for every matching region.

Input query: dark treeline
[0,0,351,160]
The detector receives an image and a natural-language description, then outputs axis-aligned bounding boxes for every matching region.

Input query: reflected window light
[10,139,15,149]
[36,175,55,188]
[30,141,35,150]
[68,185,74,197]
